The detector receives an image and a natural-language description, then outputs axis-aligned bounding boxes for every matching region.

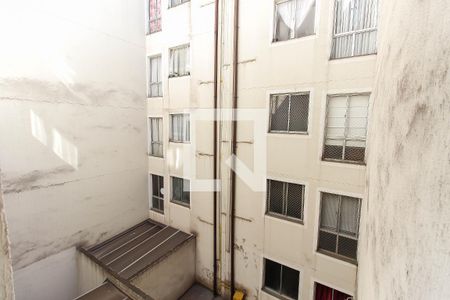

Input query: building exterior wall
[0,0,149,299]
[357,0,450,299]
[0,178,15,300]
[146,0,376,299]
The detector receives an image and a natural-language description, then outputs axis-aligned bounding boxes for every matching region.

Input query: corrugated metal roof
[75,281,130,300]
[82,219,194,280]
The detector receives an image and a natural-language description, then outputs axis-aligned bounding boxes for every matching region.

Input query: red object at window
[149,0,161,33]
[315,283,353,300]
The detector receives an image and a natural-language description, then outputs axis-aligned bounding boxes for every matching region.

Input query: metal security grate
[148,117,163,157]
[318,192,361,262]
[267,179,305,222]
[331,0,378,59]
[263,258,300,300]
[150,174,164,213]
[171,177,190,207]
[323,94,369,163]
[269,93,310,133]
[148,56,162,97]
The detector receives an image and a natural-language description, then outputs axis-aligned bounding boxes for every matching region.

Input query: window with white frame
[315,282,353,300]
[263,258,299,300]
[170,114,190,143]
[269,93,310,133]
[149,174,164,213]
[148,117,163,157]
[171,177,190,206]
[318,192,361,262]
[169,45,190,77]
[148,0,161,34]
[331,0,378,59]
[169,0,190,8]
[148,56,162,97]
[273,0,316,42]
[323,94,369,163]
[266,179,305,222]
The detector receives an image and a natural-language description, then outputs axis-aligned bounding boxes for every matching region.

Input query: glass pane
[354,30,377,56]
[264,259,281,292]
[289,94,309,132]
[182,179,190,204]
[151,175,159,197]
[268,180,284,215]
[172,177,182,201]
[339,196,360,236]
[320,193,339,230]
[315,282,333,300]
[294,0,316,38]
[331,34,353,59]
[270,95,289,131]
[318,230,337,253]
[274,0,294,41]
[334,0,353,34]
[281,265,299,299]
[326,96,347,138]
[286,183,303,220]
[338,236,358,259]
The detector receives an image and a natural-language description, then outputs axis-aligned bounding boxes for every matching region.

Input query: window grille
[171,177,190,207]
[148,0,161,34]
[269,93,310,133]
[169,0,190,8]
[169,45,190,77]
[323,94,369,163]
[263,259,299,300]
[148,56,162,97]
[148,117,163,157]
[170,114,190,143]
[314,282,353,300]
[267,179,305,222]
[150,174,164,213]
[331,0,378,59]
[273,0,316,42]
[318,192,361,262]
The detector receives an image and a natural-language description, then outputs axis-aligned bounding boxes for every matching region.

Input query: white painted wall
[357,0,450,299]
[0,179,15,300]
[0,0,148,299]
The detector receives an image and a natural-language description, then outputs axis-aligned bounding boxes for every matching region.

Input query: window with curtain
[331,0,378,59]
[315,282,353,300]
[170,114,190,143]
[323,94,369,163]
[318,192,361,262]
[148,56,162,97]
[169,45,190,77]
[150,174,164,213]
[148,0,161,34]
[148,117,163,157]
[171,177,190,207]
[273,0,316,42]
[269,92,310,133]
[266,179,305,222]
[263,259,299,300]
[169,0,190,8]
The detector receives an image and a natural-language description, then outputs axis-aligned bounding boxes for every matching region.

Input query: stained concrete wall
[0,179,15,300]
[357,0,450,299]
[0,0,148,299]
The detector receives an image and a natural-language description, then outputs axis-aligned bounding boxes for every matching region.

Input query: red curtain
[315,283,333,300]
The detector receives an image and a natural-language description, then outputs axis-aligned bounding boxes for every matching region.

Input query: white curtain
[274,0,316,41]
[320,193,340,230]
[171,114,190,142]
[339,196,360,236]
[294,0,316,38]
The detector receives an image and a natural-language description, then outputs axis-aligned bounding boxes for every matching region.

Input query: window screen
[264,259,299,300]
[273,0,316,42]
[171,177,190,206]
[331,0,378,59]
[318,192,361,262]
[323,94,369,163]
[150,174,164,213]
[169,45,190,77]
[148,0,161,34]
[267,180,305,222]
[148,56,162,97]
[270,93,309,133]
[148,117,163,157]
[315,282,353,300]
[170,114,190,142]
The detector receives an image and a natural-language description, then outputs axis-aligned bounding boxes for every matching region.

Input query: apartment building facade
[145,0,377,299]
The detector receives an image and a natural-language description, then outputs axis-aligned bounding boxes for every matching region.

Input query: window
[169,45,190,77]
[263,259,299,300]
[171,177,190,207]
[273,0,316,42]
[318,192,361,262]
[148,0,161,34]
[169,0,190,8]
[323,94,369,163]
[331,0,378,59]
[315,282,353,300]
[269,93,310,133]
[150,174,164,213]
[148,56,162,97]
[148,117,163,157]
[170,114,190,143]
[266,180,305,222]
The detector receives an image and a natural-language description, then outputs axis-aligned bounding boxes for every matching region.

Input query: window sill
[329,53,377,62]
[168,73,190,79]
[150,208,164,215]
[321,158,366,166]
[148,154,164,159]
[316,249,358,266]
[146,30,162,36]
[270,34,317,47]
[171,199,190,209]
[169,140,190,144]
[148,95,163,99]
[268,131,309,136]
[265,213,303,226]
[261,287,296,300]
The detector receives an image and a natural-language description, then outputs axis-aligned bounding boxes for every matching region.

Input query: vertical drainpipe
[213,0,220,296]
[230,0,240,297]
